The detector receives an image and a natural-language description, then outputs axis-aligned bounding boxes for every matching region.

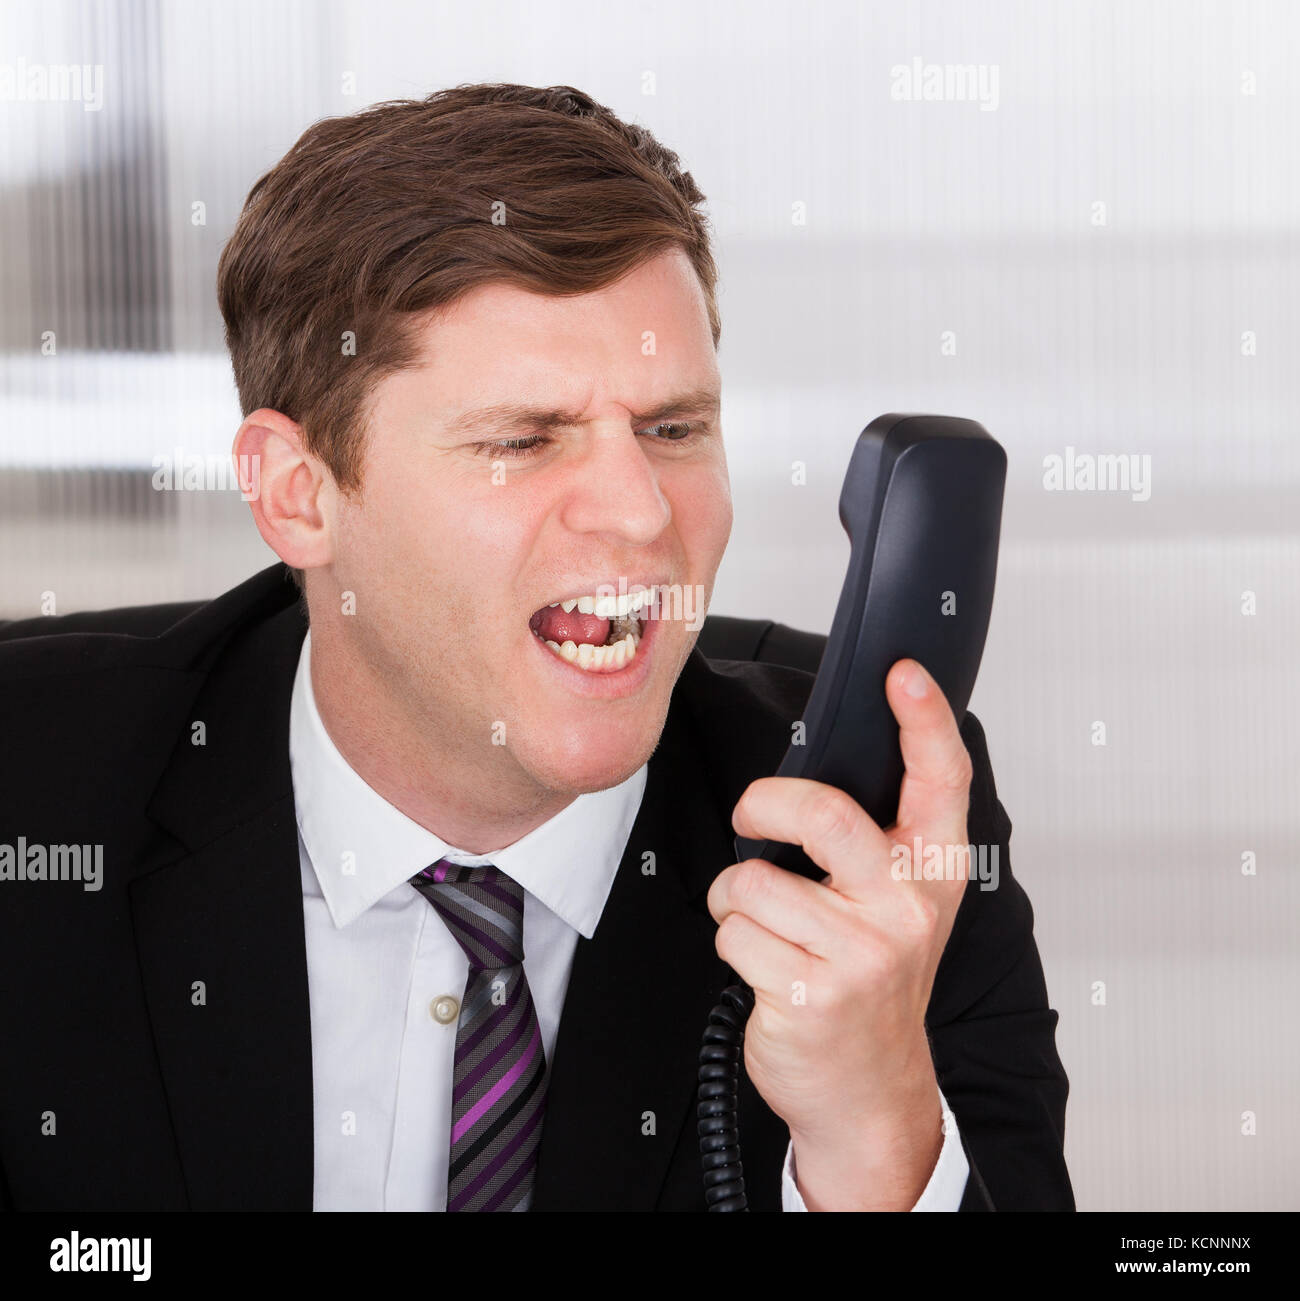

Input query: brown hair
[217,82,720,510]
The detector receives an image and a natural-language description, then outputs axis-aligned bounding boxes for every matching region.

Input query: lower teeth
[540,617,642,670]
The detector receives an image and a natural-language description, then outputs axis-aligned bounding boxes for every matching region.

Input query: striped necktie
[410,859,547,1212]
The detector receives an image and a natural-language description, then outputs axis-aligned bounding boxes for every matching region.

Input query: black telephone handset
[699,412,1007,1210]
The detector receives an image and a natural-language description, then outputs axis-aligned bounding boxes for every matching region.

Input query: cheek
[676,461,733,563]
[335,483,424,582]
[340,462,536,586]
[331,480,459,635]
[461,481,552,609]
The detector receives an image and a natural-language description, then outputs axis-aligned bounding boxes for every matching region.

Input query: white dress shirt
[289,630,969,1211]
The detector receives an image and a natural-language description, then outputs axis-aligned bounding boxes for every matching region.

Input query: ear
[232,410,336,571]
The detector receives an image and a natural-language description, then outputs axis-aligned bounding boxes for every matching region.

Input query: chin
[521,728,659,796]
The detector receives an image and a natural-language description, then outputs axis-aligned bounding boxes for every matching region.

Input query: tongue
[530,606,612,646]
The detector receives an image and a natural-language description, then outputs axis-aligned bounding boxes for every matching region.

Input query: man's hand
[705,658,974,1211]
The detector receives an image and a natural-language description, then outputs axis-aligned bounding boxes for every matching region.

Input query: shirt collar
[289,629,646,936]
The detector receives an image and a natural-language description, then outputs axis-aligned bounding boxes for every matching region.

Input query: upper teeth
[547,586,658,619]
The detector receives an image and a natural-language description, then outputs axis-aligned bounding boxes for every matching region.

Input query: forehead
[380,247,718,422]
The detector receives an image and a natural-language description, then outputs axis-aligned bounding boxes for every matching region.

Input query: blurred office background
[1,0,1296,1210]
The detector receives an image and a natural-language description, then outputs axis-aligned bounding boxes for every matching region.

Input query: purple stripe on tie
[451,1020,541,1145]
[448,1094,546,1212]
[433,863,450,883]
[453,997,531,1103]
[449,996,515,1083]
[454,991,516,1063]
[476,878,523,913]
[477,1120,543,1213]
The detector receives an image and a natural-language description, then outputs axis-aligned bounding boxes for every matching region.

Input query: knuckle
[806,787,861,846]
[847,937,893,988]
[714,911,745,958]
[731,860,774,909]
[905,894,940,937]
[940,749,975,793]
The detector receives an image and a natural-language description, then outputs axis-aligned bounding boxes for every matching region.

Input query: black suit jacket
[0,563,1073,1211]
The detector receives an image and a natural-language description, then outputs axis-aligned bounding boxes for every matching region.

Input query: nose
[559,426,672,546]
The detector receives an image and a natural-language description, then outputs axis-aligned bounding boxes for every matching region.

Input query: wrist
[788,1075,944,1211]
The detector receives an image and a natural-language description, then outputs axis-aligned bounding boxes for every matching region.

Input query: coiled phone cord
[697,980,755,1211]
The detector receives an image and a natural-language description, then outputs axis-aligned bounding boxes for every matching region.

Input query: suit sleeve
[929,712,1076,1212]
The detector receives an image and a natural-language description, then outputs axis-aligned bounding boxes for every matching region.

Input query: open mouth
[528,585,659,674]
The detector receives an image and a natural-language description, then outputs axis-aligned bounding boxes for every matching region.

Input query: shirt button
[430,995,460,1025]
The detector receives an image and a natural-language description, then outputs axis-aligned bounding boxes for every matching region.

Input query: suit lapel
[133,591,314,1210]
[130,795,313,1210]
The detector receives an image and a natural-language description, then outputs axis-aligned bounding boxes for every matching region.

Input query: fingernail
[905,664,929,698]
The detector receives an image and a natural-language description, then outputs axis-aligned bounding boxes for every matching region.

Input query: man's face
[326,246,731,800]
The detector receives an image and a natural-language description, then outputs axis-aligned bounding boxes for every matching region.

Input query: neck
[307,632,572,856]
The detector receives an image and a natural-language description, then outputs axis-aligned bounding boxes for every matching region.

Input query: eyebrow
[444,386,722,440]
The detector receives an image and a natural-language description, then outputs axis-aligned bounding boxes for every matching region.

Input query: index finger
[731,775,892,901]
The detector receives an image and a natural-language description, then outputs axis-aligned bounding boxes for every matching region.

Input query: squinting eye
[477,422,704,459]
[642,421,698,441]
[480,435,549,459]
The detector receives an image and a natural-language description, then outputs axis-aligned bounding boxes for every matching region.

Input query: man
[0,83,1072,1211]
